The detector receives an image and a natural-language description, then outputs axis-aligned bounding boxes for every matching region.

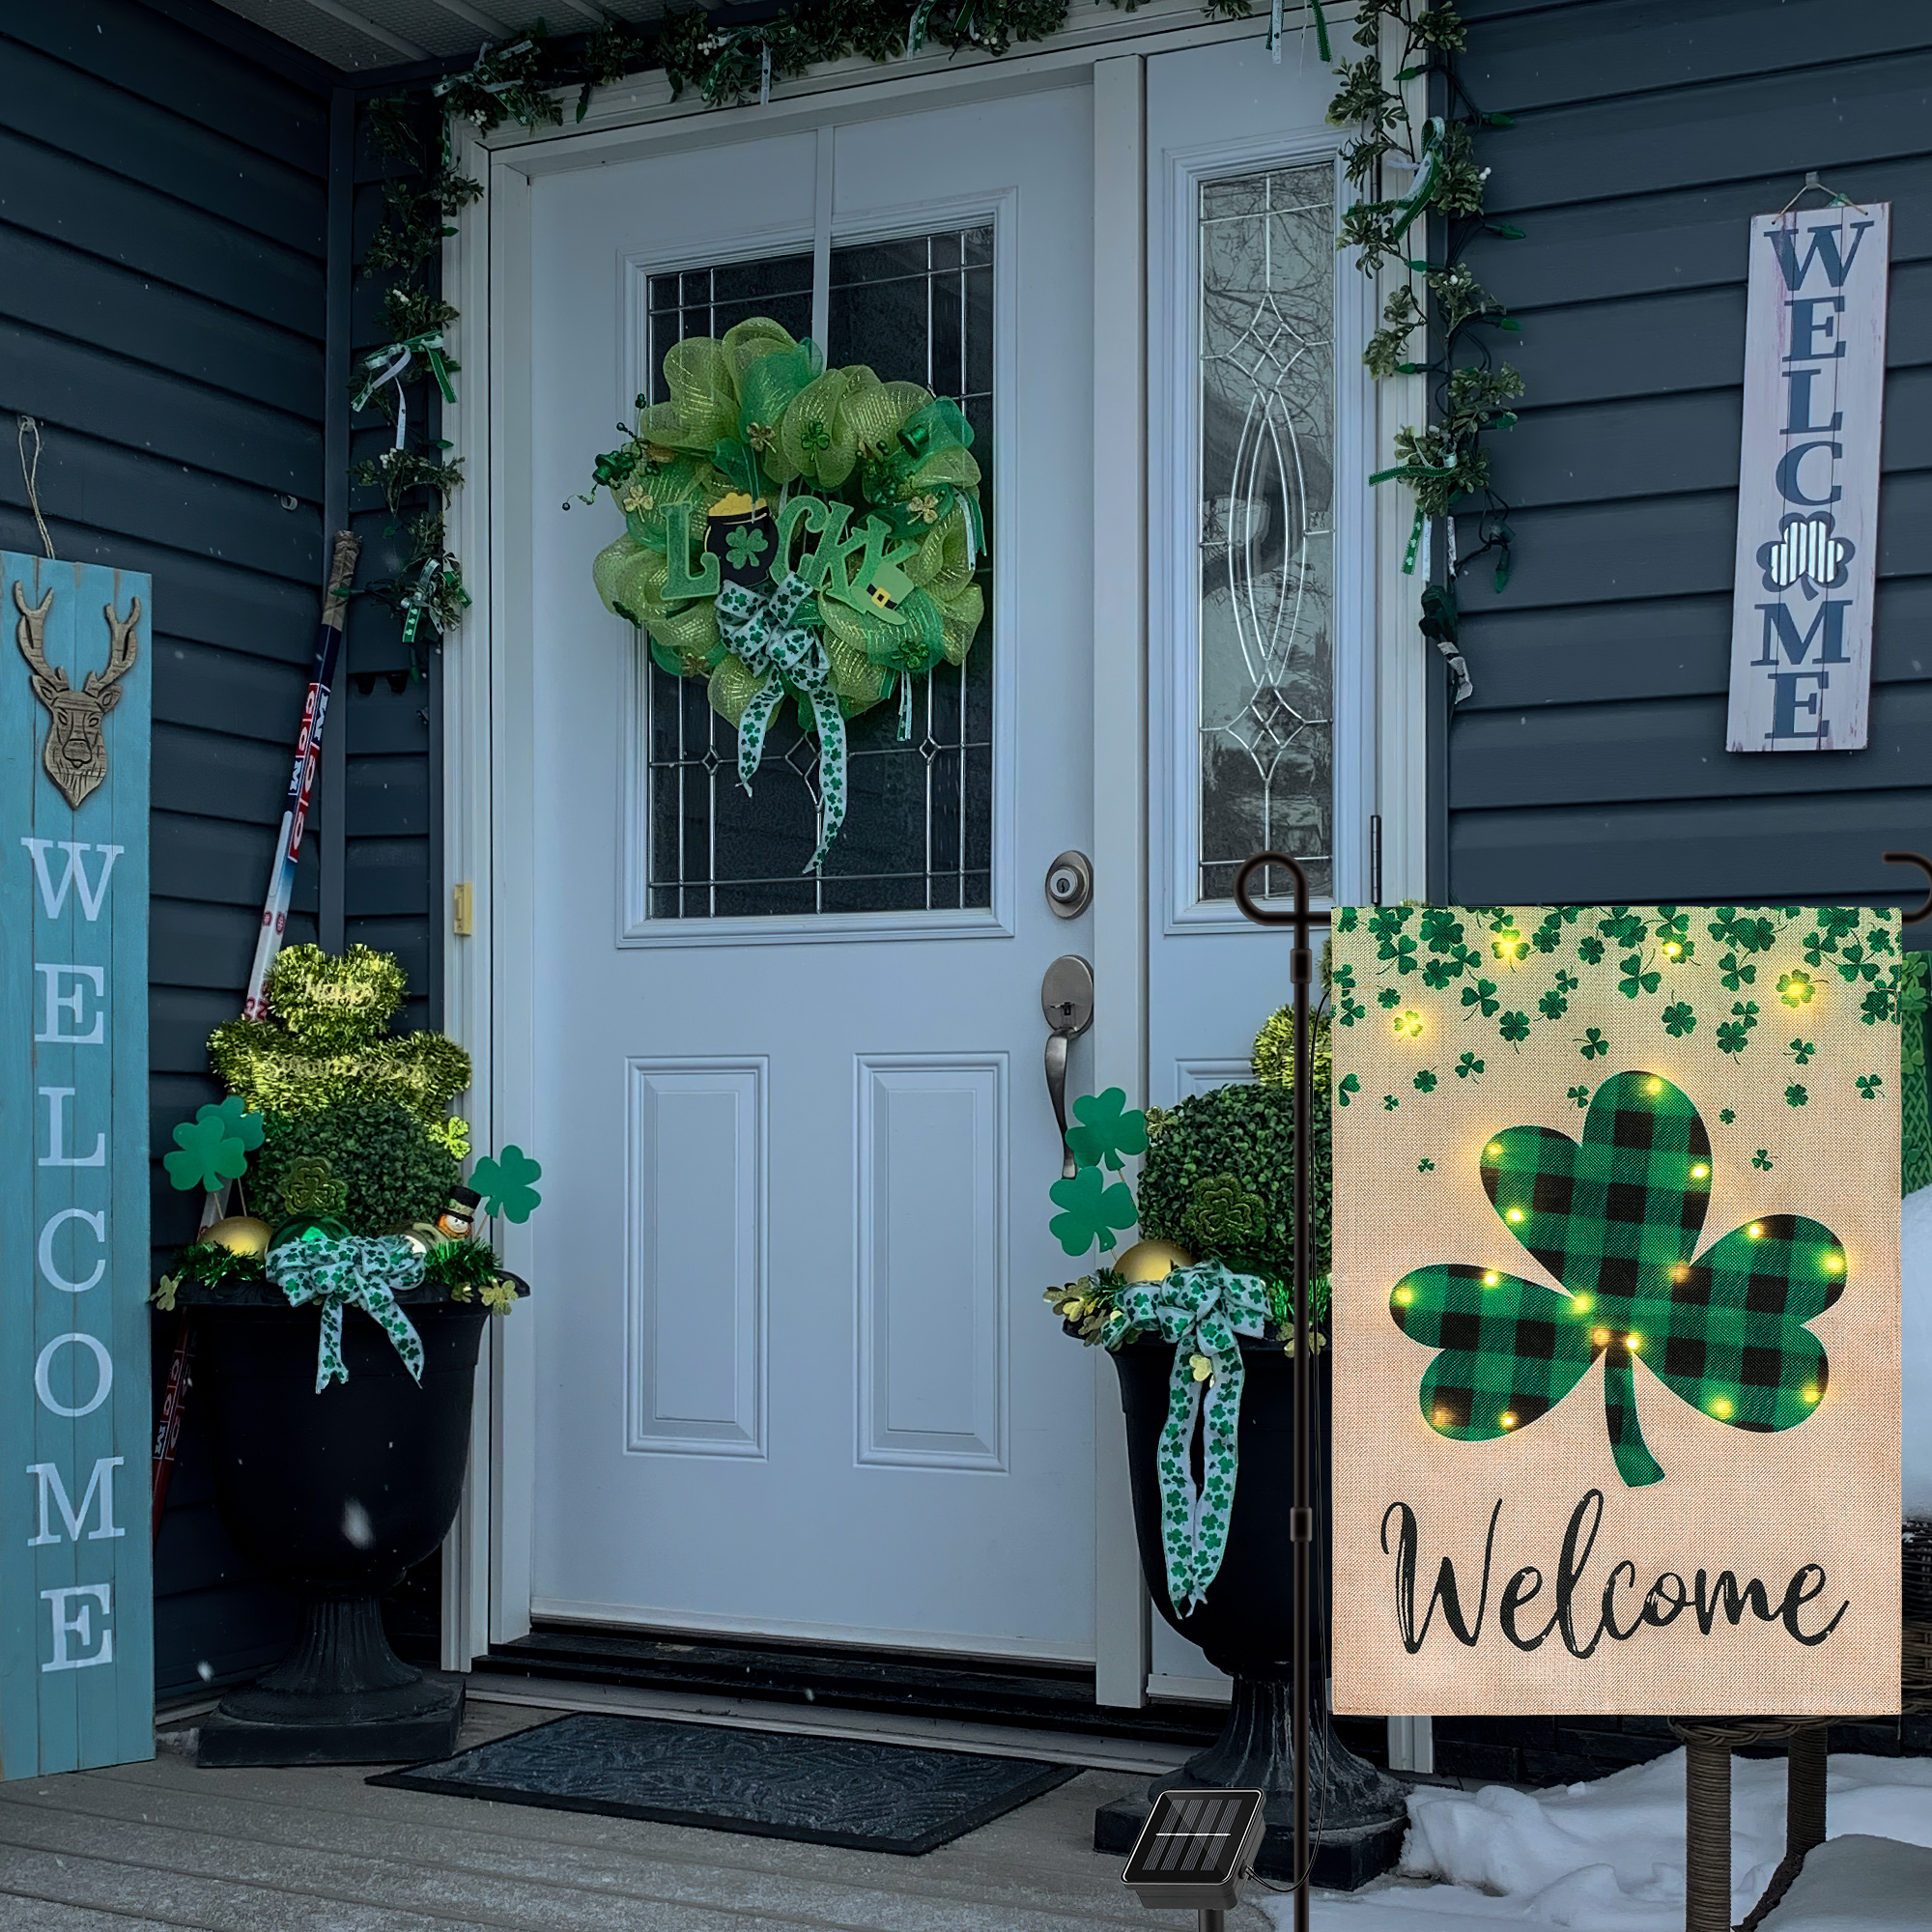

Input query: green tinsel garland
[155,1235,515,1310]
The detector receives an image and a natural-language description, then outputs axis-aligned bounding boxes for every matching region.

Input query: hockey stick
[153,531,360,1545]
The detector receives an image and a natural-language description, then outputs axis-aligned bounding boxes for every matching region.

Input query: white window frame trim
[613,188,1022,949]
[1158,136,1378,934]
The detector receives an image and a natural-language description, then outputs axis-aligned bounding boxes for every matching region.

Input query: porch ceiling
[205,0,671,72]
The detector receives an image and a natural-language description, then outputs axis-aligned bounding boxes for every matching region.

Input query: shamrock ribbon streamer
[352,332,457,451]
[1100,1260,1270,1614]
[716,574,847,874]
[268,1229,429,1394]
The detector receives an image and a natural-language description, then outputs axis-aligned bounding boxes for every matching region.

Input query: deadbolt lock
[1044,849,1094,919]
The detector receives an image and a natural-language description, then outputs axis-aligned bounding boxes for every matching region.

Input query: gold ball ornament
[1114,1238,1195,1284]
[198,1215,271,1258]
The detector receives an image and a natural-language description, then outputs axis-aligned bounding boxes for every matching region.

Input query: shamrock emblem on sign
[1756,511,1854,595]
[1388,1070,1842,1488]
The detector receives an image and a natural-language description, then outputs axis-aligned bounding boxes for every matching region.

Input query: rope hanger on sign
[16,414,55,560]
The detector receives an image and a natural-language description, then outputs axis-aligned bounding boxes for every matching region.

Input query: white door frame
[436,0,1425,1704]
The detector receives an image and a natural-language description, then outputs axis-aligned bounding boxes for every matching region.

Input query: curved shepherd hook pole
[1232,852,1331,1932]
[1882,851,1932,924]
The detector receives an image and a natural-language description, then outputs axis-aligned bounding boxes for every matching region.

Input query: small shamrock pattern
[1857,1073,1885,1098]
[1785,1084,1809,1107]
[1387,1072,1842,1488]
[1413,1069,1438,1094]
[1789,1038,1815,1065]
[1753,1149,1776,1170]
[1457,1053,1485,1081]
[1418,1157,1435,1173]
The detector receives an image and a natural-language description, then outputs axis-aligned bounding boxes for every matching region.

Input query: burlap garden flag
[1330,905,1902,1717]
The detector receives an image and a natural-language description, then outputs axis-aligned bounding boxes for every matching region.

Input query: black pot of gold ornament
[705,492,780,589]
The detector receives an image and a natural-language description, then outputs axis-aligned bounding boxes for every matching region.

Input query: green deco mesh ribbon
[268,1227,428,1394]
[1100,1259,1270,1613]
[587,318,984,869]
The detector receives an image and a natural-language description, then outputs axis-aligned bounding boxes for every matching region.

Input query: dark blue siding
[0,0,336,1701]
[1450,0,1932,915]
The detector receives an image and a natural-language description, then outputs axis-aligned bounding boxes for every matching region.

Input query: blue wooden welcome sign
[0,553,153,1778]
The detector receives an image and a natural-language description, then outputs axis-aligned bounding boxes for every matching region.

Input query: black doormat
[368,1711,1083,1855]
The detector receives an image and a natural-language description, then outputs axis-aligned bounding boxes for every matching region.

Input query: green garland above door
[348,3,1520,704]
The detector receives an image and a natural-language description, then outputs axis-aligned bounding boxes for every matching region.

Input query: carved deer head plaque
[14,581,140,810]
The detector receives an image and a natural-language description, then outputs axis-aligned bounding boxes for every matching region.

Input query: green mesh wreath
[587,318,986,868]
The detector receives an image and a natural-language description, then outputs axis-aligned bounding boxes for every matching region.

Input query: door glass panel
[1195,164,1335,903]
[644,230,994,919]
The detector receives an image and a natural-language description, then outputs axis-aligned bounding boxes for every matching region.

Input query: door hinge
[452,882,474,937]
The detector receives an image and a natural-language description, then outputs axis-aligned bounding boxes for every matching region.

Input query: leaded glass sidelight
[1195,163,1336,904]
[642,230,994,920]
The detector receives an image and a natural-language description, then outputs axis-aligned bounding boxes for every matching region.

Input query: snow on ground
[1258,1750,1932,1932]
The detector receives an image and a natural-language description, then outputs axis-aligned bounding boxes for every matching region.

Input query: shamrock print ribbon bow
[1100,1260,1270,1614]
[268,1228,429,1394]
[716,573,847,875]
[351,330,456,451]
[1389,1069,1844,1488]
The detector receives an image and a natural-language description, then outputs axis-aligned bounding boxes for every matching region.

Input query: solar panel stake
[1122,1787,1266,1922]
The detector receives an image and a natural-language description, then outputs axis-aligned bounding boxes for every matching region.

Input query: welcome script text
[1381,1491,1849,1659]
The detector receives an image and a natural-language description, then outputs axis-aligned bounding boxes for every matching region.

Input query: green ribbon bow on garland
[1100,1259,1271,1614]
[352,331,457,451]
[716,574,848,875]
[268,1227,429,1394]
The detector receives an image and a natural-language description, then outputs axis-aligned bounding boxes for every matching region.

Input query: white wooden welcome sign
[0,553,153,1778]
[1727,202,1889,752]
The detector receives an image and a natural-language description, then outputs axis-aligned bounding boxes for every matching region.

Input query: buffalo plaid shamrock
[1388,1070,1842,1488]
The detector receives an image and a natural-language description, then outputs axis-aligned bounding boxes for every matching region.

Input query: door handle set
[1040,953,1094,1179]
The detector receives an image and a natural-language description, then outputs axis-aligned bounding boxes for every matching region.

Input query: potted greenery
[153,944,540,1767]
[1047,995,1407,1886]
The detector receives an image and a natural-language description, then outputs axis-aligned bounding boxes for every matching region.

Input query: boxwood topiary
[1135,1081,1330,1284]
[251,1098,458,1235]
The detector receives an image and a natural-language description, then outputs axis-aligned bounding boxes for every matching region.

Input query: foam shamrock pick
[471,1145,543,1223]
[1387,1070,1843,1489]
[1048,1165,1138,1258]
[162,1096,266,1192]
[1064,1088,1148,1172]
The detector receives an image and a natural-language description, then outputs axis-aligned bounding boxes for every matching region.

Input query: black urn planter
[1094,1339,1410,1890]
[193,1299,489,1767]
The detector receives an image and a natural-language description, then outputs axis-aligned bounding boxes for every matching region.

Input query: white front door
[526,83,1101,1658]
